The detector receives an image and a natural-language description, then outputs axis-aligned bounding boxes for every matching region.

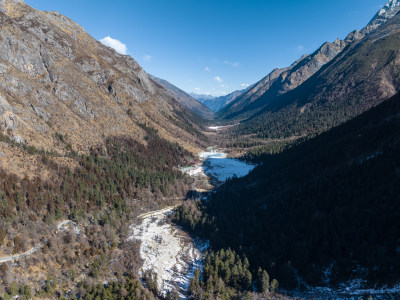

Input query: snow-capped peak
[362,0,400,34]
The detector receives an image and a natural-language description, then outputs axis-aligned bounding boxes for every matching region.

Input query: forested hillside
[0,1,211,296]
[174,91,400,289]
[0,124,195,298]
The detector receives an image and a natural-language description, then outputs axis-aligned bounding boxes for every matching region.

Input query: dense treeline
[174,92,400,289]
[237,100,362,139]
[187,248,279,300]
[1,277,155,300]
[0,126,191,225]
[79,278,155,300]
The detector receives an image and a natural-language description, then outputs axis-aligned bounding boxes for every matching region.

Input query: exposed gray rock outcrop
[0,0,202,157]
[362,0,400,34]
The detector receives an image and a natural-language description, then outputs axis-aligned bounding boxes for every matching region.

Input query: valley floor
[129,207,208,298]
[129,148,255,298]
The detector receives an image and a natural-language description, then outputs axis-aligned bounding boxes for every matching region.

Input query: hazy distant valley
[0,0,399,299]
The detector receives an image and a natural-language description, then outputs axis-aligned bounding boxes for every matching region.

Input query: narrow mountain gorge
[0,0,399,299]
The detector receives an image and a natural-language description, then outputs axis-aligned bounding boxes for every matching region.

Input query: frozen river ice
[130,149,255,298]
[129,207,208,298]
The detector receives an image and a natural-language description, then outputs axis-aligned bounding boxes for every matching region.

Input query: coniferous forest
[174,91,400,290]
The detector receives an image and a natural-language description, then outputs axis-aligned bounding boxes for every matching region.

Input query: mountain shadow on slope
[174,90,400,289]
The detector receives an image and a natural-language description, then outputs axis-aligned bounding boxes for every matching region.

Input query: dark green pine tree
[257,267,270,293]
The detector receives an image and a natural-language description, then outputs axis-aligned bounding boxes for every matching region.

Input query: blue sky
[25,0,386,96]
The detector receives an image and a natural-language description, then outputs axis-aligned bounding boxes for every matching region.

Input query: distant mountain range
[190,93,216,101]
[149,75,214,119]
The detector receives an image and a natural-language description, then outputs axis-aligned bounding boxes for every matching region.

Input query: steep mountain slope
[197,89,246,112]
[0,1,206,296]
[218,38,352,120]
[149,74,214,119]
[218,0,400,122]
[0,0,204,179]
[241,11,400,138]
[176,90,400,289]
[362,0,400,34]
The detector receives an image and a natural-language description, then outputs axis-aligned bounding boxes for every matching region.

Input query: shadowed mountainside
[175,89,400,289]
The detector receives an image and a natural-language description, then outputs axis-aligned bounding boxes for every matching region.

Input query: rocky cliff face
[0,0,203,177]
[362,0,400,34]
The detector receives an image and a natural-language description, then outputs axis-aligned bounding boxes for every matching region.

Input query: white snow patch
[207,124,240,132]
[201,151,255,182]
[208,126,224,131]
[183,165,204,177]
[129,208,208,298]
[199,151,227,159]
[57,220,80,235]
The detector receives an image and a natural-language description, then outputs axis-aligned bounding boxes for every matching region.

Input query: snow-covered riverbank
[182,149,255,186]
[130,148,255,298]
[287,280,400,299]
[129,207,208,298]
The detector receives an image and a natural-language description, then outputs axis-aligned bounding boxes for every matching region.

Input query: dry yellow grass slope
[0,0,205,178]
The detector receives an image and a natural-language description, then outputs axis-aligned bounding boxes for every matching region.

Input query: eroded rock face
[0,0,201,178]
